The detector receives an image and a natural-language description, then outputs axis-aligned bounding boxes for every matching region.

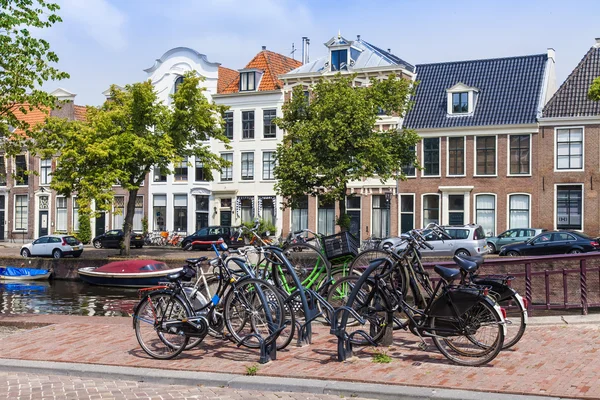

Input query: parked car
[499,231,600,257]
[486,228,546,253]
[92,230,145,249]
[20,235,83,259]
[181,226,244,250]
[380,224,489,257]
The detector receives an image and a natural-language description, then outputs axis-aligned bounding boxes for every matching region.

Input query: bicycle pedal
[418,342,428,351]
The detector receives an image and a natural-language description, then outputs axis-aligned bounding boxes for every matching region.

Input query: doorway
[95,212,106,237]
[39,211,49,237]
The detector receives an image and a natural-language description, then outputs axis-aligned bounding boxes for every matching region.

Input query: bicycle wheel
[498,293,526,349]
[430,298,504,366]
[134,292,190,360]
[184,277,222,350]
[282,243,331,292]
[349,249,390,275]
[223,278,287,349]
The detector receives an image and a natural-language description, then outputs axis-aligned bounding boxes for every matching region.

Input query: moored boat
[77,259,182,287]
[0,267,52,281]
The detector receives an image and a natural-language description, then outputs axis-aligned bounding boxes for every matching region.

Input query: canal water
[0,280,140,316]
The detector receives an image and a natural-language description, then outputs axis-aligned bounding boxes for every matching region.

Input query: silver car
[380,224,489,257]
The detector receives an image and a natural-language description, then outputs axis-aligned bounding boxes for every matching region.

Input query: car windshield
[64,236,80,245]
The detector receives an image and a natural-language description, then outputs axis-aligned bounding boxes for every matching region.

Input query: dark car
[92,229,145,249]
[181,226,244,250]
[499,231,600,257]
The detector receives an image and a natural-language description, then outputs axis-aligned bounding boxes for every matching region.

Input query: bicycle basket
[322,231,359,260]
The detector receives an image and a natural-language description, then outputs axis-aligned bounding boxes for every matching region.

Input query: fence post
[580,258,588,316]
[525,263,532,313]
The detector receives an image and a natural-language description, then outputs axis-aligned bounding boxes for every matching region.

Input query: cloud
[58,0,127,51]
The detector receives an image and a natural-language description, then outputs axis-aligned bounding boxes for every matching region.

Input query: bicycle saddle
[186,257,208,265]
[434,265,461,283]
[453,255,479,274]
[456,254,484,267]
[166,269,184,281]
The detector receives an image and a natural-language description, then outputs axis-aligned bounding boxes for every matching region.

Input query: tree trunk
[338,183,348,232]
[121,188,138,256]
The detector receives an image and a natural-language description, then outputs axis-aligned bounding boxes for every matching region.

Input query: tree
[274,73,420,231]
[0,0,69,145]
[589,76,600,101]
[29,72,230,255]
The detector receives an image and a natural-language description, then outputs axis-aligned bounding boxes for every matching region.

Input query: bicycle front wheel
[282,243,330,292]
[499,293,527,349]
[134,293,190,360]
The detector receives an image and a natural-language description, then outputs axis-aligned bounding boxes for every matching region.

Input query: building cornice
[212,89,283,98]
[411,123,539,136]
[539,116,600,126]
[144,47,220,73]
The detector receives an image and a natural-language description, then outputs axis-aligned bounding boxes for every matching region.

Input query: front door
[220,211,231,227]
[95,213,106,237]
[39,210,49,237]
[348,210,361,241]
[0,210,4,241]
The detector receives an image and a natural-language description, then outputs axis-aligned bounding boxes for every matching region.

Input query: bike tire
[184,276,222,349]
[499,292,527,349]
[281,243,331,293]
[134,292,190,360]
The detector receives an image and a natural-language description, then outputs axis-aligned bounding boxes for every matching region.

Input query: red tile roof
[74,105,87,121]
[220,50,302,94]
[9,105,49,134]
[217,66,239,94]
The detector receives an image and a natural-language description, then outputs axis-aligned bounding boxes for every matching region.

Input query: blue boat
[0,267,52,281]
[77,260,182,288]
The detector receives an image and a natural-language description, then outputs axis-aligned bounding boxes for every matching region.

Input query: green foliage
[589,76,600,101]
[245,364,259,376]
[336,213,351,231]
[242,219,277,237]
[0,0,69,147]
[27,72,230,255]
[76,211,92,244]
[371,350,392,364]
[141,216,149,235]
[274,73,420,224]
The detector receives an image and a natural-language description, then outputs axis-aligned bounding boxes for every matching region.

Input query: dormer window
[240,72,256,91]
[331,49,348,71]
[452,92,468,113]
[174,76,184,93]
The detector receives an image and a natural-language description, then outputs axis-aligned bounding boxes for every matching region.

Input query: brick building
[399,50,556,237]
[539,38,600,235]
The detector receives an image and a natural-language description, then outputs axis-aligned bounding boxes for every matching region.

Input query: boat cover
[0,267,49,276]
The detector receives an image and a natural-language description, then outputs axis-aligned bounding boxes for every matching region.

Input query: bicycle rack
[237,333,277,364]
[330,306,378,361]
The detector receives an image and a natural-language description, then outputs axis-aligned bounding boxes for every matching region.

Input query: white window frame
[403,144,417,178]
[262,108,278,139]
[553,183,584,231]
[507,134,532,177]
[421,137,441,178]
[261,150,276,181]
[220,152,233,182]
[554,126,584,172]
[399,193,415,233]
[13,194,28,232]
[55,196,67,232]
[421,193,441,228]
[446,136,466,177]
[473,135,498,177]
[473,193,497,237]
[112,195,125,230]
[506,193,532,229]
[241,151,254,181]
[40,158,52,185]
[72,196,79,232]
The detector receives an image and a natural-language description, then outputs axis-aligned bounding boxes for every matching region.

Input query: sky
[39,0,600,105]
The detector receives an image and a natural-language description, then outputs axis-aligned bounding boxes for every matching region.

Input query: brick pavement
[0,314,597,399]
[0,370,375,400]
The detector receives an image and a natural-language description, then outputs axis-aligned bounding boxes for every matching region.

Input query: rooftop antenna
[290,43,296,59]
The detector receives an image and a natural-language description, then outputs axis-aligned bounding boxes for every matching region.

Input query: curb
[0,359,569,400]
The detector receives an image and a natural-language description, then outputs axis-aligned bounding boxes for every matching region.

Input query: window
[260,197,275,226]
[347,196,361,240]
[133,196,144,231]
[73,197,79,231]
[174,157,188,182]
[402,146,416,177]
[556,128,583,170]
[475,195,495,237]
[448,137,464,175]
[422,194,439,227]
[240,72,256,91]
[262,152,275,180]
[242,111,255,139]
[476,136,496,176]
[0,158,5,186]
[195,195,209,231]
[195,159,208,182]
[14,194,28,231]
[291,196,308,232]
[554,232,576,241]
[40,159,51,185]
[15,155,28,185]
[153,195,166,231]
[331,49,348,71]
[452,92,468,113]
[174,76,184,93]
[423,138,440,176]
[113,196,124,230]
[400,195,414,233]
[318,200,335,236]
[173,194,188,232]
[372,195,390,238]
[509,194,530,229]
[533,233,552,244]
[448,194,465,225]
[510,135,530,174]
[221,153,233,181]
[240,198,254,223]
[56,197,67,231]
[557,185,582,230]
[445,228,470,239]
[263,109,277,139]
[241,152,254,180]
[224,111,233,140]
[153,166,166,182]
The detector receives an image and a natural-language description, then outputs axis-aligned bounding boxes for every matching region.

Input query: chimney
[301,37,310,64]
[387,48,391,53]
[594,38,600,48]
[357,34,361,41]
[547,48,556,61]
[305,38,310,63]
[262,45,266,50]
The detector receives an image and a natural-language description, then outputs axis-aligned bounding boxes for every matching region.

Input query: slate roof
[217,66,238,94]
[403,54,548,130]
[542,46,600,118]
[220,50,302,94]
[284,37,414,75]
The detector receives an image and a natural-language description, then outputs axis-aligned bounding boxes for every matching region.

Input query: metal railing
[423,252,600,315]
